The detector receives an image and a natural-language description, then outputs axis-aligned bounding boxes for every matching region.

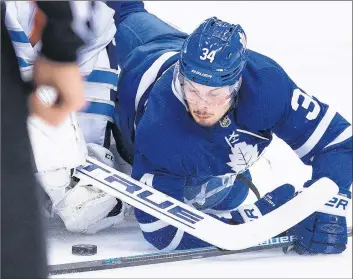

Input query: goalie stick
[73,156,339,251]
[48,226,352,275]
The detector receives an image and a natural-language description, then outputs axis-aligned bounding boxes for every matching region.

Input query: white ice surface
[48,1,352,278]
[47,215,352,279]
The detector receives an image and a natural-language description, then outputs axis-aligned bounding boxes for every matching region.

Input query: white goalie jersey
[4,1,124,234]
[4,1,119,149]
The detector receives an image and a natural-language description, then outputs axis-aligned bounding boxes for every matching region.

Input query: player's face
[183,80,233,126]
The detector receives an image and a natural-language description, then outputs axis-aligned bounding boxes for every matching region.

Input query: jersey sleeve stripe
[171,65,188,109]
[138,220,169,233]
[135,51,179,111]
[17,57,32,68]
[294,107,336,158]
[160,229,185,251]
[324,126,352,150]
[80,101,114,120]
[7,30,31,43]
[85,69,119,90]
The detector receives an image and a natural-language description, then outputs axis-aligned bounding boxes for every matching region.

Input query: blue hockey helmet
[179,17,248,88]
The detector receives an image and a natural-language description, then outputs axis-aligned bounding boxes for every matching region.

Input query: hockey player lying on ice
[107,1,352,255]
[8,1,352,255]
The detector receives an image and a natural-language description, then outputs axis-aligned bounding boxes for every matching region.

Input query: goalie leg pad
[53,144,128,234]
[53,181,123,234]
[36,168,72,206]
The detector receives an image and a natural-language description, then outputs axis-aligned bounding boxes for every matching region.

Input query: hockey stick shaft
[74,157,339,251]
[48,226,352,275]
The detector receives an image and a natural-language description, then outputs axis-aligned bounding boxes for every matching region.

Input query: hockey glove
[229,184,296,224]
[287,186,351,255]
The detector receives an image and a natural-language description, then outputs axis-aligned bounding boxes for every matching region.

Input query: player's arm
[133,146,301,250]
[265,67,352,254]
[109,0,187,69]
[131,149,213,250]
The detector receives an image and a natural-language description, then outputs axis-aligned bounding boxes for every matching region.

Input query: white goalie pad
[54,181,124,234]
[27,86,88,173]
[52,143,128,234]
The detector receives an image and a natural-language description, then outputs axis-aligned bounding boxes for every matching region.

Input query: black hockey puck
[72,244,97,256]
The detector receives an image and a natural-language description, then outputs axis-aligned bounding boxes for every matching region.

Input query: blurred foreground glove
[286,187,351,255]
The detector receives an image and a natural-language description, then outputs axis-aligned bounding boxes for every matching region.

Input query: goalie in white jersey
[5,1,129,234]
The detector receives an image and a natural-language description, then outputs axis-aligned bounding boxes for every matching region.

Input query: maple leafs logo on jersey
[227,141,259,174]
[239,32,247,49]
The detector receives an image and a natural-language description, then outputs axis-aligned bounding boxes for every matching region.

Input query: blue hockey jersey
[112,2,352,251]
